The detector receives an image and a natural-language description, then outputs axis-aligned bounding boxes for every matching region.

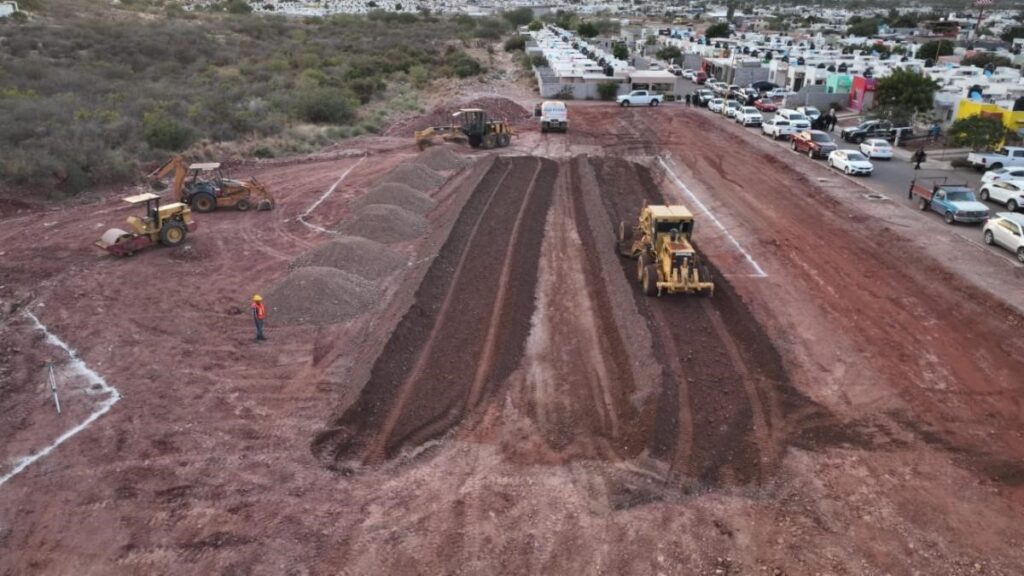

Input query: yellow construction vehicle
[149,156,274,213]
[618,204,715,296]
[415,108,514,150]
[95,193,197,256]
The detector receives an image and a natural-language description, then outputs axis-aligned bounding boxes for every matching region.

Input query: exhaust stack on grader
[618,204,715,297]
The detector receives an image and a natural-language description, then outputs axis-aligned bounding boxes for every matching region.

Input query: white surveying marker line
[298,155,366,233]
[0,311,122,488]
[657,156,767,278]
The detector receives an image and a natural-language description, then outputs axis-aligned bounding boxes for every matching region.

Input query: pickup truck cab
[967,147,1024,171]
[617,90,663,107]
[539,100,568,133]
[762,117,796,140]
[909,180,990,225]
[735,106,763,127]
[791,130,838,159]
[841,119,912,143]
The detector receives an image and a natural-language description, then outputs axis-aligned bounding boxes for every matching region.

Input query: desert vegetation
[0,0,503,196]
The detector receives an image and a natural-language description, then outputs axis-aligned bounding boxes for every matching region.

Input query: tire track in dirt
[312,156,557,465]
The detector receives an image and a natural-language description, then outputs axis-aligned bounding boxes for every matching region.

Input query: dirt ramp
[289,236,406,281]
[354,183,437,215]
[338,204,428,244]
[415,145,469,171]
[382,163,445,192]
[265,267,377,326]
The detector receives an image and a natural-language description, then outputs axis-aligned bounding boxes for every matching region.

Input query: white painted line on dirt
[657,156,768,278]
[0,310,122,488]
[954,232,1022,267]
[297,156,366,233]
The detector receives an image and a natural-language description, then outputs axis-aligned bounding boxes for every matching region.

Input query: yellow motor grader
[618,204,715,297]
[415,109,513,150]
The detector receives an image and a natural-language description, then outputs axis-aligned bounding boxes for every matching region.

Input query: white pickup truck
[617,90,663,107]
[968,147,1024,171]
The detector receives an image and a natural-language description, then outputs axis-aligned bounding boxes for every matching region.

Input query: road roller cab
[95,193,197,256]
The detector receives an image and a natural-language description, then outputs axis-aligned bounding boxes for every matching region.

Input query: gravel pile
[338,204,428,244]
[266,266,377,325]
[290,236,406,280]
[354,183,436,214]
[382,163,445,192]
[415,145,469,171]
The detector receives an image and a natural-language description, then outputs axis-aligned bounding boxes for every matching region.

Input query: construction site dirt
[2,98,1024,575]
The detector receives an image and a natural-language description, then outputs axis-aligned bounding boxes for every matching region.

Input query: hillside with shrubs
[0,0,511,196]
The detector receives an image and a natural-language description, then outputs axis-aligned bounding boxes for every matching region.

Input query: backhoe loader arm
[147,156,188,203]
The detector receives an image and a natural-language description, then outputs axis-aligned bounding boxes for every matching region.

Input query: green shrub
[596,81,619,101]
[408,65,430,88]
[447,51,482,77]
[292,87,356,124]
[504,35,526,52]
[143,110,194,151]
[530,54,549,67]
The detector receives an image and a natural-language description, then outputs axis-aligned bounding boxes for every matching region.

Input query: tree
[502,7,534,27]
[872,68,939,123]
[1000,27,1024,43]
[612,43,629,60]
[143,111,194,151]
[576,22,599,38]
[527,20,543,32]
[705,22,730,38]
[656,45,682,62]
[847,17,879,37]
[917,40,953,61]
[504,35,526,52]
[961,52,1011,69]
[596,81,620,101]
[949,115,1010,151]
[225,0,252,14]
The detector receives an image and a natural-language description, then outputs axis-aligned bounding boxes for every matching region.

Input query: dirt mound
[415,145,469,172]
[338,204,428,244]
[354,183,436,215]
[382,163,445,192]
[384,97,531,136]
[290,236,406,280]
[265,267,377,326]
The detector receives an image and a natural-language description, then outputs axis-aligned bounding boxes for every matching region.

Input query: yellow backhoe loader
[415,109,514,150]
[149,156,274,213]
[618,204,715,296]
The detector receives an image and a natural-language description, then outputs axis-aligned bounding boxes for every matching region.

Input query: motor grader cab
[618,204,714,296]
[415,108,513,150]
[149,156,274,213]
[94,193,197,256]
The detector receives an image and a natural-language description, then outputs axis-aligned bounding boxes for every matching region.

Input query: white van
[540,101,568,133]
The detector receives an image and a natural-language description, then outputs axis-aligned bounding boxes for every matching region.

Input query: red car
[791,130,839,159]
[754,98,780,112]
[695,71,707,84]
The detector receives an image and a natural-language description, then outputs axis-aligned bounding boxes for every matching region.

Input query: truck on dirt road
[617,90,663,107]
[967,147,1024,171]
[538,101,568,133]
[908,178,990,225]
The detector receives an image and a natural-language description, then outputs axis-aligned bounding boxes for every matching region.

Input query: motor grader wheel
[642,264,659,296]
[498,133,511,147]
[637,252,652,282]
[698,264,714,297]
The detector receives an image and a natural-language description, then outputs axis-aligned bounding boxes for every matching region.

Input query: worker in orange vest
[251,294,267,342]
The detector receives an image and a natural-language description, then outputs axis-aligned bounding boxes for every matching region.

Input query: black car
[840,120,912,143]
[694,89,716,106]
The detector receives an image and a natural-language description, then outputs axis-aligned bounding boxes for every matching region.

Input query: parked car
[735,106,763,127]
[754,98,781,112]
[681,69,695,80]
[981,166,1024,185]
[617,90,663,107]
[708,98,726,113]
[908,180,989,225]
[667,65,683,76]
[797,106,822,123]
[828,150,874,176]
[840,119,912,143]
[694,89,715,106]
[791,130,838,159]
[648,62,664,70]
[765,88,793,99]
[859,138,894,160]
[723,100,743,118]
[694,71,707,84]
[979,179,1024,212]
[762,117,797,140]
[967,146,1024,171]
[983,212,1024,263]
[778,109,811,131]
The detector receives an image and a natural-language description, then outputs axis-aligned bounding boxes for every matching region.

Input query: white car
[797,106,822,123]
[708,98,725,113]
[978,179,1024,212]
[828,150,874,176]
[982,212,1024,263]
[681,69,695,80]
[735,106,763,126]
[761,117,796,140]
[777,109,811,131]
[723,100,743,118]
[859,138,894,160]
[981,166,1024,185]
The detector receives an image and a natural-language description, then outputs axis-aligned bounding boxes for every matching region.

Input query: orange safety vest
[252,301,266,320]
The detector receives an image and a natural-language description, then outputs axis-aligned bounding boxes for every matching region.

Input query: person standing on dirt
[913,147,927,170]
[252,294,267,342]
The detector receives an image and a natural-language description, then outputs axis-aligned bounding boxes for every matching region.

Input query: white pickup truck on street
[617,90,663,107]
[968,147,1024,171]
